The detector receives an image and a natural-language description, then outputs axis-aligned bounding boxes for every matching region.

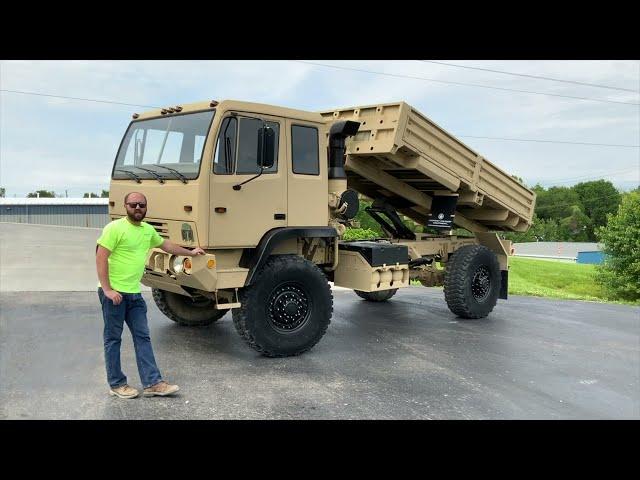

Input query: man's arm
[159,240,206,256]
[96,245,123,305]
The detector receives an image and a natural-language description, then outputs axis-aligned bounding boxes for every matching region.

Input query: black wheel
[443,245,501,319]
[152,288,227,326]
[232,255,333,357]
[354,289,398,302]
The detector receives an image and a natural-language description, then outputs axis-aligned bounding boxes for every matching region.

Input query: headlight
[183,257,192,274]
[171,256,192,275]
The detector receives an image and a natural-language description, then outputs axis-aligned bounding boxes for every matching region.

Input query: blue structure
[576,251,605,265]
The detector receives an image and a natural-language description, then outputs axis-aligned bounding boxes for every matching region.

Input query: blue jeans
[98,288,163,389]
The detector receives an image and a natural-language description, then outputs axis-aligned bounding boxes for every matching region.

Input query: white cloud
[1,60,638,197]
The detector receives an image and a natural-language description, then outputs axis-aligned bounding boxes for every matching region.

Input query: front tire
[443,245,501,319]
[354,289,398,302]
[152,288,227,326]
[232,255,333,357]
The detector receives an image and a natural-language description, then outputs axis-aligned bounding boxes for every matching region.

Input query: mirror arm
[232,166,265,191]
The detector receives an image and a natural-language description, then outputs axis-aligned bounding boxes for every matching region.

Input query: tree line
[502,179,630,243]
[0,189,110,198]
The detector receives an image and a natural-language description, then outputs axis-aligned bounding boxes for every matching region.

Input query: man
[96,192,205,399]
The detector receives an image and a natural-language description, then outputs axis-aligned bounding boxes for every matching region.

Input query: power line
[541,167,639,186]
[2,85,638,150]
[459,135,639,148]
[293,61,639,106]
[0,89,159,109]
[419,60,639,93]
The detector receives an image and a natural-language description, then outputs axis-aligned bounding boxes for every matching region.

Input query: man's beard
[127,210,146,222]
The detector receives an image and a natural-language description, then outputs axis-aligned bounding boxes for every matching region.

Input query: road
[1,288,637,419]
[1,223,638,419]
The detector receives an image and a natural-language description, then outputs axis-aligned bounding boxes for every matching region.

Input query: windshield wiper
[114,169,142,183]
[154,165,188,184]
[131,166,166,184]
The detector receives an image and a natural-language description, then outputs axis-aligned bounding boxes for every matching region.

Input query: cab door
[209,113,287,247]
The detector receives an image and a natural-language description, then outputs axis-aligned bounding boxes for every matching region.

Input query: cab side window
[291,125,319,175]
[213,117,237,174]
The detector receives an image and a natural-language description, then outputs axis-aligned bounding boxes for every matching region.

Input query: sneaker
[109,384,139,399]
[143,380,180,397]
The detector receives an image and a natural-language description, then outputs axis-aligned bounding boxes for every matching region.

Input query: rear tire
[152,288,227,326]
[354,289,398,302]
[443,245,501,319]
[232,255,333,357]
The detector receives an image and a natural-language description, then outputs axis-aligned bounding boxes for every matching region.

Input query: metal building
[576,250,605,265]
[0,198,109,228]
[513,242,603,263]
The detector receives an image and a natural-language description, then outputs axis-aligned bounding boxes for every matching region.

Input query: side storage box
[334,242,410,292]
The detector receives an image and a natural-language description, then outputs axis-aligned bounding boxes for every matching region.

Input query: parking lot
[1,223,638,419]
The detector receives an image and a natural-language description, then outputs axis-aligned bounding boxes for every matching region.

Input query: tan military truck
[108,99,535,357]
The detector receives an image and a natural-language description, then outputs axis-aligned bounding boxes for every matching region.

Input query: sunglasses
[126,202,147,208]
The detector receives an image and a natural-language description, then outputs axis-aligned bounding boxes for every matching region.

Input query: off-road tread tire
[354,289,398,302]
[232,255,333,358]
[444,245,501,319]
[152,288,226,326]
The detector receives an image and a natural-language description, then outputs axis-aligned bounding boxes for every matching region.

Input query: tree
[558,205,591,241]
[100,190,110,198]
[83,192,100,198]
[27,190,56,198]
[0,187,5,198]
[535,186,582,220]
[595,191,640,301]
[573,180,621,241]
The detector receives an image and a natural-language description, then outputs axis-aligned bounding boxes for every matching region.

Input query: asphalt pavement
[0,223,638,419]
[1,288,638,419]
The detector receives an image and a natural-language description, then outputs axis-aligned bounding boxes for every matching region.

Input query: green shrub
[595,191,640,301]
[342,228,381,241]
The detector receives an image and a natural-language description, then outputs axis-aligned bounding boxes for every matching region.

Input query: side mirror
[257,125,275,169]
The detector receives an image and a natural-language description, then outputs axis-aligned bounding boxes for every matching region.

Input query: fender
[240,227,338,286]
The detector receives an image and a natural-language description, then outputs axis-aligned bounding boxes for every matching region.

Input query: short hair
[124,192,147,204]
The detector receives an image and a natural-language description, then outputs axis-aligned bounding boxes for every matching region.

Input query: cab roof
[133,99,326,124]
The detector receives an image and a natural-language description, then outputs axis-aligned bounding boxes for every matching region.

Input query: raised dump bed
[320,102,536,233]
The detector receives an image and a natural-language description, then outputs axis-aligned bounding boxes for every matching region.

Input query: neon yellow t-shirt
[97,217,164,293]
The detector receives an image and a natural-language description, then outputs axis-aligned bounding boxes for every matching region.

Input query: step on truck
[109,99,536,357]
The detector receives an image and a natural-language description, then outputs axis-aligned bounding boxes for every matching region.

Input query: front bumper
[142,248,248,296]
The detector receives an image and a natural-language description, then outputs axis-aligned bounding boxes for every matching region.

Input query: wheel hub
[471,265,491,302]
[267,283,310,332]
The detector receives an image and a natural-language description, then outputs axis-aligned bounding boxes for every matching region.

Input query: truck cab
[110,100,330,249]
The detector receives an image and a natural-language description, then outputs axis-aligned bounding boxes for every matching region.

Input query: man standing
[96,192,205,399]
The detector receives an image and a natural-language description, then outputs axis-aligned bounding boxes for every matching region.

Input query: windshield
[113,110,215,181]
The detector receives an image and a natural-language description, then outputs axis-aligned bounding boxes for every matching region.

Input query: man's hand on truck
[159,240,205,256]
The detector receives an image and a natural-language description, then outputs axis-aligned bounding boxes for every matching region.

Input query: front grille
[146,221,169,239]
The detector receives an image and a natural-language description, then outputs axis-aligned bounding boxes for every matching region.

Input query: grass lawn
[411,256,636,304]
[508,256,618,303]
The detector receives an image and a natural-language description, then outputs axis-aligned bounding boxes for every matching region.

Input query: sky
[0,60,638,198]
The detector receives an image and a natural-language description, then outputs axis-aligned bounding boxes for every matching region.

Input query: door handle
[274,213,286,220]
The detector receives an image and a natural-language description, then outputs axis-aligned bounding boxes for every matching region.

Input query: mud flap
[499,270,508,300]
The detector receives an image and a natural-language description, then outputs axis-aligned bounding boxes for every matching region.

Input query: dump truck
[108,99,536,357]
